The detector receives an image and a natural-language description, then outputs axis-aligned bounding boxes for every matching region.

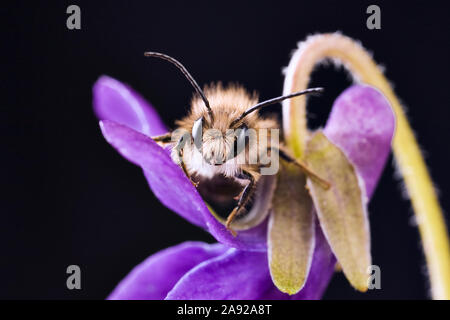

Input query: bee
[145,52,329,235]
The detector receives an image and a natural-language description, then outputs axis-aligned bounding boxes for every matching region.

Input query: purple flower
[107,238,333,300]
[93,76,395,299]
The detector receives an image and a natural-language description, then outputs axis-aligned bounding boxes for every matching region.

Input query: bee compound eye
[192,117,203,150]
[230,126,247,159]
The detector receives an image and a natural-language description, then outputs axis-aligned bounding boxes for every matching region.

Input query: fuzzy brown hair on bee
[144,52,329,235]
[173,83,279,179]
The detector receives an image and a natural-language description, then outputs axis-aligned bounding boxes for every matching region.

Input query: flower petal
[165,248,284,300]
[305,131,371,291]
[324,85,395,198]
[304,84,396,291]
[268,162,315,295]
[166,224,335,300]
[108,242,227,300]
[202,211,269,251]
[100,120,268,250]
[93,75,167,136]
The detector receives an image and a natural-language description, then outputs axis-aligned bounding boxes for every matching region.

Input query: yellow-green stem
[282,33,450,299]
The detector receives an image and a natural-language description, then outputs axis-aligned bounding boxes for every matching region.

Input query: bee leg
[151,132,172,145]
[276,146,331,189]
[175,138,199,188]
[225,169,256,236]
[153,133,198,187]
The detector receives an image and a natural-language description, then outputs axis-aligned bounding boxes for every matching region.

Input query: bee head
[191,115,248,166]
[144,52,323,167]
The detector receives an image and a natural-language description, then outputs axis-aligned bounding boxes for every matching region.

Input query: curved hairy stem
[282,33,450,299]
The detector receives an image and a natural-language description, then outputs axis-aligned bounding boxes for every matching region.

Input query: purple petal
[295,85,394,298]
[108,242,227,300]
[324,85,395,197]
[201,213,268,252]
[100,120,267,250]
[288,85,394,299]
[93,75,167,136]
[166,226,334,300]
[166,248,281,300]
[108,227,333,300]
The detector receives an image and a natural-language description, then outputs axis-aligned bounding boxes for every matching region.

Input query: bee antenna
[230,87,324,127]
[144,52,213,119]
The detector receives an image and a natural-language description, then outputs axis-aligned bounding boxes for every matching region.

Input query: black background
[3,0,450,299]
